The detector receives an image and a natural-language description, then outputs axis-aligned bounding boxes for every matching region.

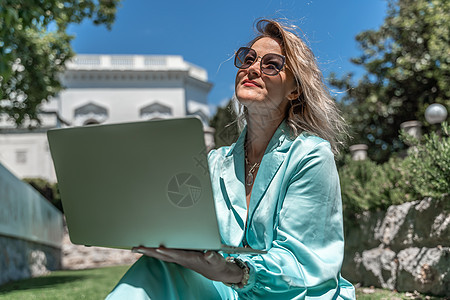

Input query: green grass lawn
[0,265,130,300]
[0,265,445,299]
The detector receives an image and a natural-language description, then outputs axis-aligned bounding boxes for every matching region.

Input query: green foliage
[23,177,62,213]
[330,0,450,163]
[340,123,449,222]
[376,157,416,204]
[0,0,121,126]
[401,122,450,199]
[339,157,376,214]
[209,99,240,148]
[339,155,413,222]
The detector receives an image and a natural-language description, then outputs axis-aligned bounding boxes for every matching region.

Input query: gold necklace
[245,156,260,186]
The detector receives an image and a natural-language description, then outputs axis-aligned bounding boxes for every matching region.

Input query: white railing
[65,55,208,81]
[111,56,134,67]
[144,56,167,66]
[72,56,101,66]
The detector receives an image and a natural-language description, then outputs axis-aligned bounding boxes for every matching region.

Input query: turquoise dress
[106,120,355,299]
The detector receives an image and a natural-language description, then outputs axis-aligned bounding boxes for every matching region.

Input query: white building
[0,54,214,182]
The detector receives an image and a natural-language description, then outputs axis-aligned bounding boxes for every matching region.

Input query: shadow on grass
[0,274,87,294]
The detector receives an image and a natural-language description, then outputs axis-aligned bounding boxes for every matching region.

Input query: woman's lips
[243,80,261,87]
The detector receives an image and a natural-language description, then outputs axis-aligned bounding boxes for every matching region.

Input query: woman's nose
[247,57,261,77]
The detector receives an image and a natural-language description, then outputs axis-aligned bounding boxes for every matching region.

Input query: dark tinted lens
[235,48,256,69]
[261,54,285,75]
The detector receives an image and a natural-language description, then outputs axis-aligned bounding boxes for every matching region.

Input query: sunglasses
[234,47,286,76]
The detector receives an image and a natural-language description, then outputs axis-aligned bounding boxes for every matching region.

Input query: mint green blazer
[208,120,355,299]
[106,120,355,300]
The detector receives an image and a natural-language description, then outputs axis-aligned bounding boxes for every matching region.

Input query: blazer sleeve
[234,142,346,299]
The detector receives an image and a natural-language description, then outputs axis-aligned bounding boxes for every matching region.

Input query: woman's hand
[132,246,243,284]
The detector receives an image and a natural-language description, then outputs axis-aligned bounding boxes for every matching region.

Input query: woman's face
[235,37,298,119]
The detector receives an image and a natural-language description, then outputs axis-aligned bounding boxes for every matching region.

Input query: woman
[106,19,355,299]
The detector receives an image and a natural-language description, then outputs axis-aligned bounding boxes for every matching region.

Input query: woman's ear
[287,88,301,101]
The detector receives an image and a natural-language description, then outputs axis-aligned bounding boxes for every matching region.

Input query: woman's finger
[203,251,223,265]
[132,247,177,263]
[133,246,206,267]
[155,247,201,261]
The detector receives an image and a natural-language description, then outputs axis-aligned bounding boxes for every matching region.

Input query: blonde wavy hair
[234,19,347,154]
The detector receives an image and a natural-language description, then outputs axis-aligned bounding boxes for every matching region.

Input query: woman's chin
[235,93,264,106]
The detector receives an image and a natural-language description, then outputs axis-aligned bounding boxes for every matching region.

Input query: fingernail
[155,248,165,254]
[206,252,215,260]
[132,248,144,254]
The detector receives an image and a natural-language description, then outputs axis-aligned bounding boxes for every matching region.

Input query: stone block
[0,235,61,286]
[343,196,449,296]
[28,250,50,277]
[360,247,397,290]
[397,247,449,296]
[374,200,416,247]
[374,198,450,251]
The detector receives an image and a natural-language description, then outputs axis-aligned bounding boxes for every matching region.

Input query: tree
[330,0,449,162]
[24,177,63,213]
[209,99,240,148]
[0,0,120,126]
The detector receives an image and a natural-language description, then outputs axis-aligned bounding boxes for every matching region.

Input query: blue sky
[68,0,388,115]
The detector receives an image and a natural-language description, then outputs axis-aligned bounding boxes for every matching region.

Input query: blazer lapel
[219,121,294,231]
[248,121,293,221]
[220,127,247,230]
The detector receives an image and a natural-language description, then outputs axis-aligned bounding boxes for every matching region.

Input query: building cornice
[61,69,190,83]
[185,75,213,92]
[0,127,53,134]
[66,55,209,82]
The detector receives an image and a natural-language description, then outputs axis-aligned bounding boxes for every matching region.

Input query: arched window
[140,102,172,120]
[73,102,108,126]
[83,119,100,126]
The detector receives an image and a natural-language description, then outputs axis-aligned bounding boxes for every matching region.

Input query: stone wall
[0,163,63,286]
[0,235,61,284]
[342,197,449,296]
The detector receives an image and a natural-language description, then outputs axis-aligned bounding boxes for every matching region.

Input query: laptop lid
[47,117,224,251]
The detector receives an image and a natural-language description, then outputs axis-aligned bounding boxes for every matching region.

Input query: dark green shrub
[339,155,414,224]
[367,157,413,208]
[339,122,449,225]
[401,122,450,200]
[23,177,63,213]
[339,156,378,215]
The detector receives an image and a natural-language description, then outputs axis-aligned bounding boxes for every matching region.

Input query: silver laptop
[47,117,265,254]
